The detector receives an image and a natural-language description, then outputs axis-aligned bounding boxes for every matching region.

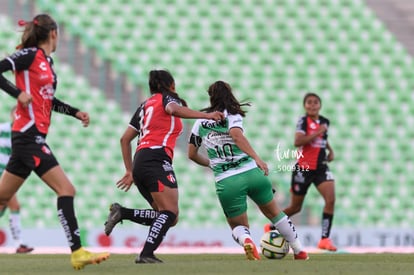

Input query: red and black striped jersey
[3,47,56,134]
[295,115,330,170]
[129,93,183,159]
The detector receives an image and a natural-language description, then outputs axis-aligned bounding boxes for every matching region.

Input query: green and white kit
[190,111,257,181]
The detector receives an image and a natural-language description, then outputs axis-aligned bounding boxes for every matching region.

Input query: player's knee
[8,201,20,211]
[57,184,76,197]
[325,196,335,208]
[165,208,179,226]
[0,197,9,207]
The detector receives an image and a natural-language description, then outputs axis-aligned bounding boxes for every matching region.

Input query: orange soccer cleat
[263,223,276,233]
[294,251,309,260]
[317,238,337,251]
[243,238,261,260]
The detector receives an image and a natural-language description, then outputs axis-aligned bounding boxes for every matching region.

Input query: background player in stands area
[266,93,337,251]
[188,80,308,260]
[104,70,224,264]
[0,14,109,269]
[0,106,33,253]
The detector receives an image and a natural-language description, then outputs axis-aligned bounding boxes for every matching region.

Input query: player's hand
[75,111,90,127]
[318,124,328,134]
[116,171,134,192]
[17,91,32,107]
[255,158,269,176]
[207,111,225,121]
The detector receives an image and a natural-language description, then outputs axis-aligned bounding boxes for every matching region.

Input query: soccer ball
[260,230,290,259]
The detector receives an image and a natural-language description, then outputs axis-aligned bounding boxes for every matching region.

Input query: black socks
[57,196,81,252]
[140,210,176,257]
[120,207,159,225]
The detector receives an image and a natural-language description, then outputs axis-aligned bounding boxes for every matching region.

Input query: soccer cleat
[135,255,163,264]
[294,251,309,260]
[263,223,276,233]
[71,247,110,270]
[104,203,123,236]
[16,244,34,254]
[243,238,261,260]
[317,238,337,251]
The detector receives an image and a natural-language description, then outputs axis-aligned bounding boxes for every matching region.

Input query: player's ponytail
[203,80,250,116]
[16,14,57,49]
[148,69,188,107]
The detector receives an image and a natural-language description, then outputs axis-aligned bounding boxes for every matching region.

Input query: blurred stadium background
[0,0,413,248]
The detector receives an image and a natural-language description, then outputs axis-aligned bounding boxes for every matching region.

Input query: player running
[0,106,34,253]
[265,92,337,251]
[187,81,309,260]
[104,70,224,264]
[0,14,109,269]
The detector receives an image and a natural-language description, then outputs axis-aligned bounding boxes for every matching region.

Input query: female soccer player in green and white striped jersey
[188,81,308,261]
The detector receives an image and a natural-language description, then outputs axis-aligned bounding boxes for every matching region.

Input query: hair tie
[18,20,27,26]
[33,19,39,25]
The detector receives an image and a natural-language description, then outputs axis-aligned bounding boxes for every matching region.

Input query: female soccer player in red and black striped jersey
[274,93,337,251]
[104,70,224,264]
[0,14,109,269]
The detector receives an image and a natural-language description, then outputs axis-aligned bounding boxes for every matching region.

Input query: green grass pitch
[0,253,413,275]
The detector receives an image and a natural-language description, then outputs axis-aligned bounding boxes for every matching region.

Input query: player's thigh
[216,175,248,219]
[151,186,179,215]
[291,167,315,195]
[41,165,76,196]
[134,165,179,213]
[314,165,335,201]
[316,180,335,202]
[246,168,274,206]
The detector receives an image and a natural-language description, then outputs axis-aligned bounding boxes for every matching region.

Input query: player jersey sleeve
[295,116,307,134]
[321,116,330,138]
[52,97,80,117]
[324,118,330,128]
[188,120,202,147]
[162,92,182,109]
[227,114,244,131]
[129,102,145,132]
[0,48,36,98]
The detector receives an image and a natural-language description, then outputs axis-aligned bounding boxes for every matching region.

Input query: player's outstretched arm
[165,102,224,121]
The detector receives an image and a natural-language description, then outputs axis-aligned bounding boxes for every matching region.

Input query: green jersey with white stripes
[190,111,256,181]
[0,122,12,174]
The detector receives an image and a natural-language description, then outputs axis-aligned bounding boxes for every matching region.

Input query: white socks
[273,213,304,254]
[232,225,251,246]
[9,212,23,246]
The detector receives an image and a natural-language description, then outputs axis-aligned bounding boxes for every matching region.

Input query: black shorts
[6,132,59,179]
[290,163,334,195]
[132,147,178,205]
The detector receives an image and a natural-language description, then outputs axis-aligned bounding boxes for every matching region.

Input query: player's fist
[17,91,32,107]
